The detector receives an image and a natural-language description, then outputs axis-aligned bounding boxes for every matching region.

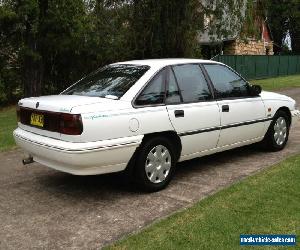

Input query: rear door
[202,64,266,147]
[165,64,221,157]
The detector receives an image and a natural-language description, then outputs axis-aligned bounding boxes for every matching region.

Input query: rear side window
[166,68,181,104]
[172,64,211,103]
[135,69,166,106]
[204,64,249,98]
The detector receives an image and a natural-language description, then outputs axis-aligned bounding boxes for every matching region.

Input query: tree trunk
[290,31,300,55]
[20,0,47,98]
[22,29,43,97]
[23,53,43,97]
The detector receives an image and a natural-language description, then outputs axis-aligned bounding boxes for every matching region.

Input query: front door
[165,64,221,157]
[202,64,266,147]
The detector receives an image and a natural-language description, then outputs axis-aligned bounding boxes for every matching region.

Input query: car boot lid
[18,95,129,113]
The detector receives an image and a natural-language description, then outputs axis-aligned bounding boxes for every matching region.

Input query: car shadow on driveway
[34,143,264,199]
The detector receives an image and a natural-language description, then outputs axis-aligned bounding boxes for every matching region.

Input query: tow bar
[22,155,34,165]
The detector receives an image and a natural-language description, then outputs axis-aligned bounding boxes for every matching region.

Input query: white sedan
[14,59,300,191]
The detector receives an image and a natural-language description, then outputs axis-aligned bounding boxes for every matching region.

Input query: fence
[212,55,300,80]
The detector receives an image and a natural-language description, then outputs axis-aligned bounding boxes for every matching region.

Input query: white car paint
[14,59,299,175]
[216,97,267,147]
[166,102,220,155]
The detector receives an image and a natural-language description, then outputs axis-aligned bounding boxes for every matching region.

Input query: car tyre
[262,110,290,151]
[133,136,177,192]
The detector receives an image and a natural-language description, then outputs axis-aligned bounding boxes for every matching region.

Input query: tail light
[16,105,20,122]
[59,113,83,135]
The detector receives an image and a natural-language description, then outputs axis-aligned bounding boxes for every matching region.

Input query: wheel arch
[124,130,182,175]
[276,106,291,126]
[141,131,182,161]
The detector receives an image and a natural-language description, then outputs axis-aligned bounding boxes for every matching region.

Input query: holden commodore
[14,59,300,191]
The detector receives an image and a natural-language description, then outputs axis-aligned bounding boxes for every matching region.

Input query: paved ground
[0,88,300,250]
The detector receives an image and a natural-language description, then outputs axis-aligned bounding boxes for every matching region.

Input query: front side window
[135,69,166,106]
[203,64,249,98]
[172,64,212,103]
[62,64,150,99]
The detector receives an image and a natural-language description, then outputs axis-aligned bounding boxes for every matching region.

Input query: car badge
[36,102,39,108]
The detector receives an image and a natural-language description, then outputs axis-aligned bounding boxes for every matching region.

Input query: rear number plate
[30,113,44,127]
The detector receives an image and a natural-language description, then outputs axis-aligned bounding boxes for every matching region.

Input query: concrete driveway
[1,88,300,249]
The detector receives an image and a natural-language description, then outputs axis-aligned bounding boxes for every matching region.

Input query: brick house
[198,1,274,57]
[222,21,274,55]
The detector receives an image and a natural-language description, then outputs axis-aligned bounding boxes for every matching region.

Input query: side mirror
[249,84,262,96]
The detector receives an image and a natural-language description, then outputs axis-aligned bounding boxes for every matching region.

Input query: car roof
[114,58,221,68]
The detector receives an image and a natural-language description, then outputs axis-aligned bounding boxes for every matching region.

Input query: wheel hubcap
[145,145,171,184]
[274,117,287,146]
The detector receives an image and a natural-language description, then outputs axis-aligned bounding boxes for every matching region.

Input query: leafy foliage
[266,0,300,54]
[203,0,246,41]
[126,0,203,58]
[1,0,294,106]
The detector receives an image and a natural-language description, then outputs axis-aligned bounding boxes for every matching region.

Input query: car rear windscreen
[62,64,150,99]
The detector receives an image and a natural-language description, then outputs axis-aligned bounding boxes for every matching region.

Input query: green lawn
[251,74,300,91]
[106,154,300,250]
[0,106,17,151]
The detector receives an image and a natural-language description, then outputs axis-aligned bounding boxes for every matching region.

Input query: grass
[251,74,300,91]
[0,106,17,151]
[106,154,300,250]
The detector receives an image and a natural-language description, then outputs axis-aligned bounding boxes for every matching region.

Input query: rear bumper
[291,109,300,127]
[13,128,143,175]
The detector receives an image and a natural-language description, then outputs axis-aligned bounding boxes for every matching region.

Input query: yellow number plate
[30,113,44,127]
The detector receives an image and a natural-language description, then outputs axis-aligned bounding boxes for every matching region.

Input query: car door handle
[174,110,184,118]
[222,105,229,112]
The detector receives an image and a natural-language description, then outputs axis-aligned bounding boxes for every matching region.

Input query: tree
[0,0,262,105]
[0,2,21,104]
[125,0,202,59]
[0,0,99,98]
[203,0,247,42]
[266,0,300,54]
[289,0,300,54]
